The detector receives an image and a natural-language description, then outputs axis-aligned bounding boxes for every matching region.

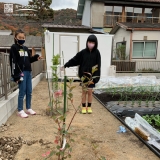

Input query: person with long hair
[9,29,42,118]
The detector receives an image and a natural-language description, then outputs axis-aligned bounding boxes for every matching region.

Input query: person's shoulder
[11,44,17,48]
[23,45,28,50]
[80,48,88,53]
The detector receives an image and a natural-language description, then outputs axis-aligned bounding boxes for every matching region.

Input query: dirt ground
[0,79,160,160]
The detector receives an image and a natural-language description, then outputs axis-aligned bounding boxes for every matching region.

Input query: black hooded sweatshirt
[9,43,39,82]
[64,35,101,84]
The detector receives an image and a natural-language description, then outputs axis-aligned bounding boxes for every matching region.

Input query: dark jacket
[64,35,101,84]
[9,44,39,82]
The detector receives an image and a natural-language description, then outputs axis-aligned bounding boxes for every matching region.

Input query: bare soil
[0,79,160,160]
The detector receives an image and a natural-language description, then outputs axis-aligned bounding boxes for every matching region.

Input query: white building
[110,22,160,73]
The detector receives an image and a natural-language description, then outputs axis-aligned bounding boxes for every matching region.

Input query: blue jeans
[18,71,32,111]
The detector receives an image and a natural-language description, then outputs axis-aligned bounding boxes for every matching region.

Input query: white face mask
[88,42,95,50]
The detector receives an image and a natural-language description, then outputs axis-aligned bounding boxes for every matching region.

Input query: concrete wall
[91,2,104,28]
[0,73,44,126]
[82,0,91,27]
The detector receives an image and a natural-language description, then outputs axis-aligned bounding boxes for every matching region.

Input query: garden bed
[93,92,160,158]
[0,80,160,160]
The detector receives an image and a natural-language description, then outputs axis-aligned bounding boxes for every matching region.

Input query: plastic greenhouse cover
[94,76,160,94]
[134,113,160,141]
[125,113,160,150]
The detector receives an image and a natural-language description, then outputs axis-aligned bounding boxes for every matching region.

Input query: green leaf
[57,109,63,115]
[69,147,72,152]
[59,115,65,121]
[68,93,73,98]
[155,120,160,127]
[92,76,99,79]
[69,86,76,91]
[46,150,56,159]
[92,65,98,74]
[81,76,85,82]
[65,143,70,148]
[100,156,106,160]
[56,145,61,149]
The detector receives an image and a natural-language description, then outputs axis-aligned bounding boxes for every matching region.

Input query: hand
[38,56,43,60]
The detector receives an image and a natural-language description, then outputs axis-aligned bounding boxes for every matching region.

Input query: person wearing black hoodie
[9,29,42,118]
[63,35,101,114]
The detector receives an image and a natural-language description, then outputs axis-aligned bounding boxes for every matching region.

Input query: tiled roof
[117,22,160,29]
[110,22,160,34]
[0,35,42,48]
[42,24,90,29]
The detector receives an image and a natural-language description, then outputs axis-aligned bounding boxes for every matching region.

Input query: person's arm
[27,48,40,63]
[64,51,82,68]
[9,45,21,82]
[93,50,101,84]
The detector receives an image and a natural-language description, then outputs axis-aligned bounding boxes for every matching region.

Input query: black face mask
[16,39,25,45]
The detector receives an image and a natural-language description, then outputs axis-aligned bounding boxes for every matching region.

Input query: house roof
[0,35,42,48]
[104,0,160,7]
[42,24,90,29]
[110,22,160,34]
[77,0,160,19]
[0,30,12,35]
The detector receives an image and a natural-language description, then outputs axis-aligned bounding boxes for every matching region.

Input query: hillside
[0,2,81,36]
[54,8,81,25]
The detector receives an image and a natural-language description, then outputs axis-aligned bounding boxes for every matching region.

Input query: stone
[39,139,43,144]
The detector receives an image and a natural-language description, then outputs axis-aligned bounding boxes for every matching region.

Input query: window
[105,6,113,26]
[132,41,157,58]
[115,41,127,60]
[114,6,122,15]
[125,7,134,22]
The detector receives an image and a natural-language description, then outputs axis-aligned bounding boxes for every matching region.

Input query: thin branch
[67,103,81,131]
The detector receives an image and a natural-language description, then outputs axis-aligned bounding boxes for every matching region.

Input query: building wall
[82,0,91,27]
[112,28,131,59]
[113,29,160,72]
[91,2,104,28]
[113,29,160,61]
[45,32,113,78]
[0,30,12,35]
[132,30,160,61]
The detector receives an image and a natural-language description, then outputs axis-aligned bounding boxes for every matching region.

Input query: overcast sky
[0,0,79,10]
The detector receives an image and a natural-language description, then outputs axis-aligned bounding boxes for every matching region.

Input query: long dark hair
[14,29,25,44]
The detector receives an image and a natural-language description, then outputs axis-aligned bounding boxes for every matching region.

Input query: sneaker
[87,107,92,114]
[26,109,36,115]
[18,110,28,118]
[81,107,87,114]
